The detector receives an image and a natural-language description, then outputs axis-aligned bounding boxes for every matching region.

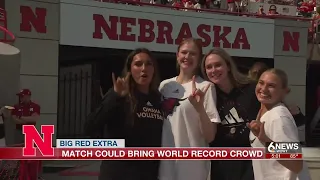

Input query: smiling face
[176,41,201,75]
[130,52,154,88]
[204,54,230,85]
[255,71,288,107]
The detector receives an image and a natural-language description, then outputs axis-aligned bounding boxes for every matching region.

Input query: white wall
[273,20,309,142]
[5,0,59,145]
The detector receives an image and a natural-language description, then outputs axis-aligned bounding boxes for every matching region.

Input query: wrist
[259,137,272,144]
[196,105,206,114]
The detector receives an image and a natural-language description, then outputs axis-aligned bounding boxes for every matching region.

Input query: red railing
[0,143,41,180]
[93,0,316,43]
[0,8,15,43]
[93,0,310,20]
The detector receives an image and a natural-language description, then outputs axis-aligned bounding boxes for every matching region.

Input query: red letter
[20,6,47,33]
[119,17,136,41]
[138,19,155,42]
[197,24,211,47]
[283,31,299,52]
[175,23,192,45]
[213,26,231,48]
[93,14,118,40]
[232,28,250,49]
[23,125,54,157]
[156,21,173,44]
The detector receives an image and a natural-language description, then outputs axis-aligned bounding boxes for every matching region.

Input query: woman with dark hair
[94,48,164,180]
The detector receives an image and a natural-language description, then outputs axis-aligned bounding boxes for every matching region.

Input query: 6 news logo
[266,142,301,153]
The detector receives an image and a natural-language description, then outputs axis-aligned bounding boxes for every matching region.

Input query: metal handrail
[0,8,9,43]
[0,26,15,43]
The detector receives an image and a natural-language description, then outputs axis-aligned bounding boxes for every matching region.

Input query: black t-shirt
[99,89,164,180]
[211,83,260,147]
[210,84,259,180]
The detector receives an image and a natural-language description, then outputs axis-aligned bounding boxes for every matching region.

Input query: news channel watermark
[266,142,302,154]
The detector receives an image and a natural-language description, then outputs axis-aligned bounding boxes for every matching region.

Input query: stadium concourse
[2,0,320,179]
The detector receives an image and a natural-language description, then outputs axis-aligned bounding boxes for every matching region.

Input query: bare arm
[261,117,303,174]
[260,137,303,174]
[198,107,217,143]
[189,80,220,144]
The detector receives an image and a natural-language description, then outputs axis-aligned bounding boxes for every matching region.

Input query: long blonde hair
[201,48,251,87]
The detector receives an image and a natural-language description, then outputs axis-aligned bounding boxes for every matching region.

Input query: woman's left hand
[287,104,300,115]
[188,76,210,112]
[253,122,271,143]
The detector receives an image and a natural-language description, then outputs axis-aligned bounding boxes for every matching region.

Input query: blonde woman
[160,38,220,180]
[248,69,310,180]
[201,48,258,180]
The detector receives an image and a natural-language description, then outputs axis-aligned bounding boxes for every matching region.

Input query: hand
[188,76,211,112]
[248,121,271,143]
[287,104,300,115]
[112,73,130,96]
[247,120,261,136]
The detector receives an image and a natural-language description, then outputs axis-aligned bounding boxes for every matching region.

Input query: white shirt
[159,76,220,180]
[249,103,311,180]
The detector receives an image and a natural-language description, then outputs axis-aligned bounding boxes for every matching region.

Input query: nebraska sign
[92,14,251,50]
[60,0,307,58]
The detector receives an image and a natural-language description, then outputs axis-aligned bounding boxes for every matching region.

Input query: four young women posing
[93,39,308,180]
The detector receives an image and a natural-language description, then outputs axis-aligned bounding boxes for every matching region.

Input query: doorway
[306,62,320,146]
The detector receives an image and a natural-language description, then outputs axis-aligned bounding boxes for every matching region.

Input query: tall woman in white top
[159,38,220,180]
[248,68,308,180]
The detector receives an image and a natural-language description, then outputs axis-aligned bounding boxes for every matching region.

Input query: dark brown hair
[122,48,161,124]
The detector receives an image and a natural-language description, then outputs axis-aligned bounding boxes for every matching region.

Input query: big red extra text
[0,125,303,160]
